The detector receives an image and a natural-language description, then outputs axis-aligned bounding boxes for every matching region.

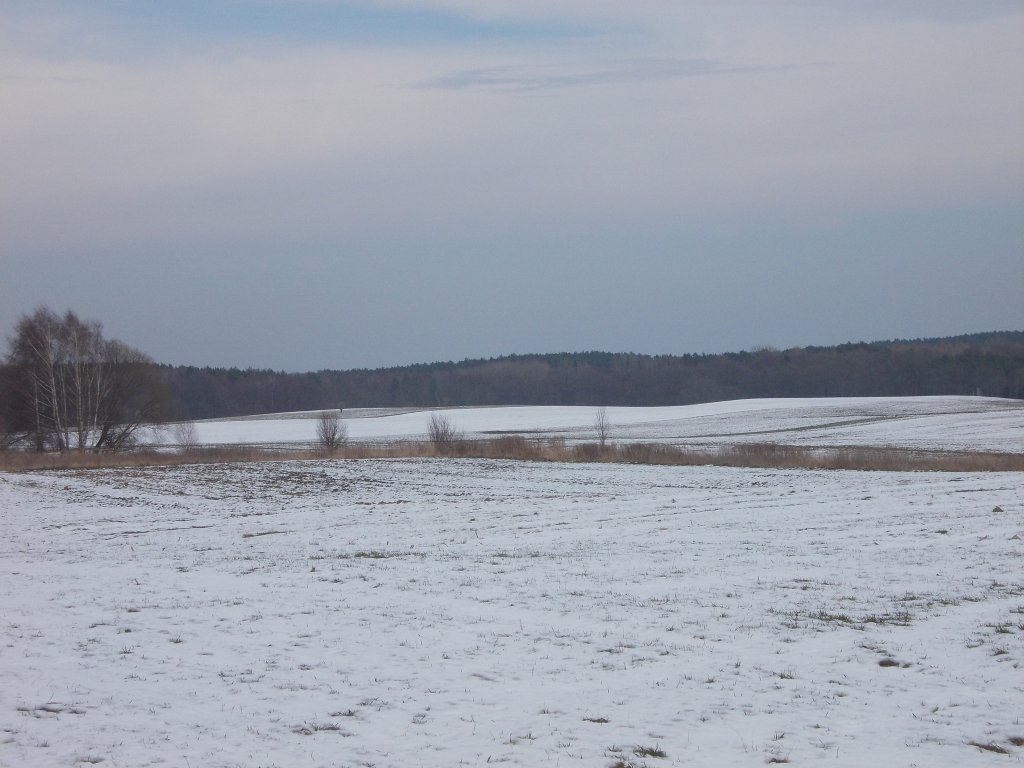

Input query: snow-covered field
[2,397,1023,766]
[152,396,1024,454]
[2,453,1023,767]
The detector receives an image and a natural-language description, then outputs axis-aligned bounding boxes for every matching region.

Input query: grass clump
[353,550,406,559]
[967,741,1010,754]
[634,744,667,758]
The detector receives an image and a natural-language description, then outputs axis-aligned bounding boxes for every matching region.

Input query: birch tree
[4,307,167,451]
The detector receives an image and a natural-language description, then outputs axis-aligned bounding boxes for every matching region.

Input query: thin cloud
[417,57,801,92]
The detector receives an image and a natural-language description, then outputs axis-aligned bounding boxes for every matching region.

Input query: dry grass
[610,441,1024,472]
[966,741,1010,754]
[0,445,313,471]
[2,438,1022,473]
[633,744,667,758]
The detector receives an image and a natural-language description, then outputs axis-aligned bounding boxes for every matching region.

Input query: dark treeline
[163,331,1024,419]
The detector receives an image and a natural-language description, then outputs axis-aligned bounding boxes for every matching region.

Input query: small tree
[173,420,200,454]
[316,409,346,455]
[594,406,610,449]
[426,412,460,451]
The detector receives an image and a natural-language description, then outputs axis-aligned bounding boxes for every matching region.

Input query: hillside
[163,332,1024,419]
[151,396,1024,457]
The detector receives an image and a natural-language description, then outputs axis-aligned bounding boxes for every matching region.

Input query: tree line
[161,332,1024,419]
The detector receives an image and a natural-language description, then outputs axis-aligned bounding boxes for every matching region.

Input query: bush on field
[426,413,462,454]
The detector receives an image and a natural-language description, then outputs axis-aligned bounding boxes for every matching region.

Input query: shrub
[426,413,461,453]
[316,410,347,455]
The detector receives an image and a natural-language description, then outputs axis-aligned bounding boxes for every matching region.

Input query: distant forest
[164,332,1024,419]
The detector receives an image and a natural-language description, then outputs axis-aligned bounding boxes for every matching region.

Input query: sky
[2,1,1022,372]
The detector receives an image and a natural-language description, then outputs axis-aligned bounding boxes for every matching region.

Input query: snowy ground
[150,396,1024,454]
[2,456,1023,767]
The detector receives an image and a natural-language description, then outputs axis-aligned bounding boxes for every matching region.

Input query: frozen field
[157,396,1024,455]
[1,456,1023,767]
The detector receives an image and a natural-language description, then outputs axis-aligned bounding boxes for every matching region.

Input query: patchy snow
[1,458,1023,767]
[151,396,1024,454]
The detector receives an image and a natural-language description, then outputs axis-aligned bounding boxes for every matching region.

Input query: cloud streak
[417,57,810,92]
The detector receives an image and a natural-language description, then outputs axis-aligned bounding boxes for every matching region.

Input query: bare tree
[4,307,167,451]
[92,340,167,450]
[7,308,65,450]
[594,406,610,449]
[426,412,460,451]
[316,409,346,454]
[173,420,200,454]
[0,363,13,450]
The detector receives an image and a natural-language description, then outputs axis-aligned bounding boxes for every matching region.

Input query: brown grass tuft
[634,744,667,758]
[967,741,1010,754]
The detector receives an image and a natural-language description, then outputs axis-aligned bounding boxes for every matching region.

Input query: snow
[152,396,1024,454]
[2,396,1023,766]
[2,455,1023,766]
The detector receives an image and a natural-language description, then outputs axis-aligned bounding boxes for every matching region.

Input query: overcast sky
[2,1,1022,371]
